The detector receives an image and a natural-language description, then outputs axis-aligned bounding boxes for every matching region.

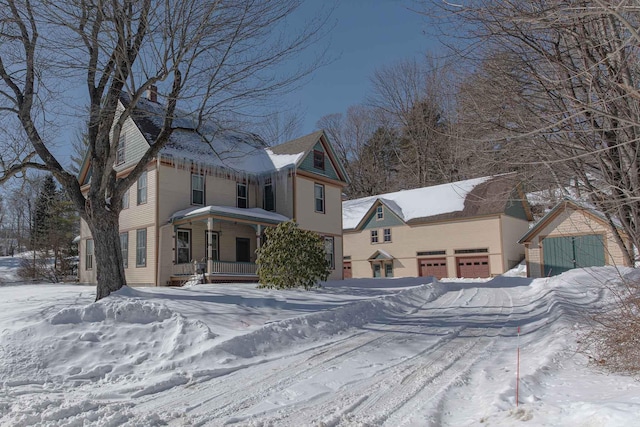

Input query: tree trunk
[87,207,126,301]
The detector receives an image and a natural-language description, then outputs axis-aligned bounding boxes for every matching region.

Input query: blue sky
[285,0,438,134]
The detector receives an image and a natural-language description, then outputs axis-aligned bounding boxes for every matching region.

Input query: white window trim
[116,134,126,165]
[86,239,94,270]
[237,182,248,208]
[376,206,384,220]
[136,228,147,267]
[314,183,325,213]
[176,229,191,264]
[120,232,128,268]
[137,171,147,205]
[191,174,205,206]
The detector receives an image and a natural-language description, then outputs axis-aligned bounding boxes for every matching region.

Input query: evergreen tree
[256,221,330,290]
[31,175,57,250]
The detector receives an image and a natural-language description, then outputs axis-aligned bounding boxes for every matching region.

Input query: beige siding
[329,235,343,280]
[344,216,506,279]
[113,103,151,173]
[295,176,343,236]
[78,234,97,284]
[119,164,157,285]
[525,208,629,278]
[500,215,529,271]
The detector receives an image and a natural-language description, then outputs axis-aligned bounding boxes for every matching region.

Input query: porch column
[207,218,214,275]
[256,224,263,250]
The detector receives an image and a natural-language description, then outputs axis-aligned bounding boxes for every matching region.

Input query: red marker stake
[516,326,520,407]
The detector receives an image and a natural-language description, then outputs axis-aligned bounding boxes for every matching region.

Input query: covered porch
[165,205,289,285]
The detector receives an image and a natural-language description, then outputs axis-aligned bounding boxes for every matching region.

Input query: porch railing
[172,260,257,276]
[211,261,257,275]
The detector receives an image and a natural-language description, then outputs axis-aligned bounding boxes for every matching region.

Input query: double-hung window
[137,171,147,205]
[176,229,191,264]
[122,189,129,209]
[376,206,384,220]
[116,134,126,165]
[237,182,247,208]
[370,230,378,244]
[324,236,335,270]
[313,150,325,170]
[314,183,325,213]
[191,174,204,205]
[264,181,275,211]
[136,228,147,267]
[383,228,392,242]
[120,232,128,268]
[86,239,94,270]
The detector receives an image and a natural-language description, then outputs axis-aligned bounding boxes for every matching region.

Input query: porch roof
[169,205,290,225]
[368,249,394,261]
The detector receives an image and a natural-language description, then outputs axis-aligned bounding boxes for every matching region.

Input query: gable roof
[518,199,624,244]
[120,93,306,176]
[271,129,348,183]
[79,94,346,184]
[343,174,529,230]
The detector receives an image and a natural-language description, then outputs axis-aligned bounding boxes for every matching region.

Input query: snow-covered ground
[1,258,639,426]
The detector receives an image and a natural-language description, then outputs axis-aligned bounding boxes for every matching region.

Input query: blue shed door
[543,234,605,276]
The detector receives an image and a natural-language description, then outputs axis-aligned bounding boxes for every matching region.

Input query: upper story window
[191,174,204,205]
[313,150,325,170]
[370,229,378,244]
[116,134,126,165]
[122,188,130,209]
[237,182,247,208]
[314,183,325,213]
[376,206,384,220]
[137,171,147,205]
[264,180,275,211]
[383,228,392,242]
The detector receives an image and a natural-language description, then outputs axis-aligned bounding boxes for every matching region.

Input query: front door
[236,238,251,262]
[373,263,381,278]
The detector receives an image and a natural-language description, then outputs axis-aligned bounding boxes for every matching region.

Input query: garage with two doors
[519,200,631,278]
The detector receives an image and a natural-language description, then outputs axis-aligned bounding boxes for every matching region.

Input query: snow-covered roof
[518,198,624,243]
[170,205,290,225]
[121,94,305,176]
[343,176,497,230]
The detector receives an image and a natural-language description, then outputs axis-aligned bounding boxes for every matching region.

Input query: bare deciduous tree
[369,56,472,187]
[0,0,327,300]
[425,0,640,264]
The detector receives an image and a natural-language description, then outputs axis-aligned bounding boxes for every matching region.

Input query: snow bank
[0,286,216,391]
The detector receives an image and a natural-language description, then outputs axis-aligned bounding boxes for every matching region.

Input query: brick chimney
[145,85,158,103]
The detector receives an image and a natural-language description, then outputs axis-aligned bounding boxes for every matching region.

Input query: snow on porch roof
[169,205,290,225]
[368,250,394,260]
[342,176,494,230]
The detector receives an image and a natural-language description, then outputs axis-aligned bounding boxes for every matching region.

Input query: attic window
[376,206,384,220]
[313,150,325,170]
[116,134,126,165]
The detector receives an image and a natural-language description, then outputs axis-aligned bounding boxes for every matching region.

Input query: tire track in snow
[225,286,488,426]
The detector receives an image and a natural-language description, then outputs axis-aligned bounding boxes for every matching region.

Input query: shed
[518,199,632,277]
